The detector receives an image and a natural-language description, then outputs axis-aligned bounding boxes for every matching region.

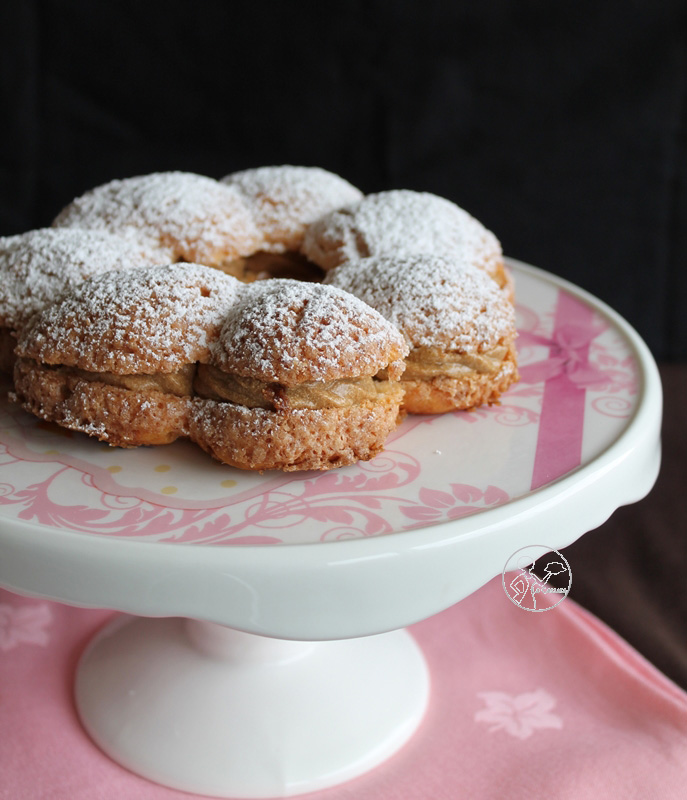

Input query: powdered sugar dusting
[53,172,265,264]
[222,165,363,252]
[302,190,503,276]
[0,228,170,329]
[212,279,408,383]
[17,264,242,373]
[324,255,515,351]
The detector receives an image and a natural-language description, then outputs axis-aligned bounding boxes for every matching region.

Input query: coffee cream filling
[377,344,510,381]
[51,362,197,396]
[32,360,401,411]
[194,364,401,410]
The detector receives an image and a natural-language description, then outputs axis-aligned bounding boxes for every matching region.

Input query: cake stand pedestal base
[75,616,430,798]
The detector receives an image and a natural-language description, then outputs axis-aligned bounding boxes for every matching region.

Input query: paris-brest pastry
[6,166,518,470]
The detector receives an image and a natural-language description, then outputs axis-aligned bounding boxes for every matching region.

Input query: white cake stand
[0,260,661,798]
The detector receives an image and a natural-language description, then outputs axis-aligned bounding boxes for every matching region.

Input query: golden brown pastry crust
[303,189,509,290]
[188,279,408,470]
[0,228,173,374]
[211,279,408,385]
[221,165,363,253]
[0,228,170,331]
[189,390,403,472]
[16,264,240,374]
[53,172,265,267]
[11,264,238,449]
[13,270,408,468]
[325,255,518,413]
[13,358,191,447]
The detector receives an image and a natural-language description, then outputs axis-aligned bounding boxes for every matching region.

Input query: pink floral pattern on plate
[0,265,640,545]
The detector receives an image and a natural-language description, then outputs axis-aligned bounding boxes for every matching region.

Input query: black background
[2,0,686,359]
[1,1,687,688]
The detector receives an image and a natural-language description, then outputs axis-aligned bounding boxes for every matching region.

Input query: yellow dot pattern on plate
[154,464,171,473]
[43,449,59,456]
[161,486,178,495]
[107,466,122,473]
[221,479,237,489]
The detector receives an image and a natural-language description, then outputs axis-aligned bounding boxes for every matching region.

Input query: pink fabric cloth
[1,579,686,800]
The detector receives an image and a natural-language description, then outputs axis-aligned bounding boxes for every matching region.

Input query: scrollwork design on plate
[0,440,511,546]
[78,471,143,511]
[0,459,218,539]
[320,527,375,543]
[181,467,513,546]
[165,450,423,545]
[591,396,634,418]
[462,402,540,427]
